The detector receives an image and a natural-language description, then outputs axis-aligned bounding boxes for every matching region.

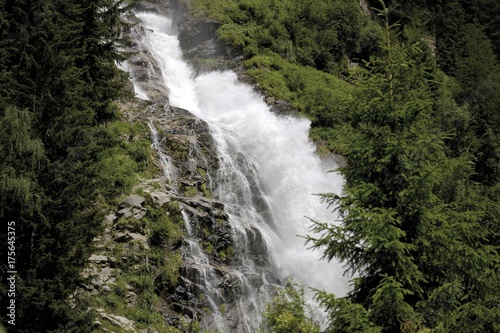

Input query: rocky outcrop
[77,95,252,331]
[140,102,279,331]
[121,23,171,104]
[170,0,243,74]
[78,2,288,331]
[134,0,172,16]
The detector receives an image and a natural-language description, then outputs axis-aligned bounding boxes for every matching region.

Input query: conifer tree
[0,0,132,330]
[307,2,500,332]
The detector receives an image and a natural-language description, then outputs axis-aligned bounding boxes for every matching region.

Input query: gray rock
[89,254,108,263]
[119,195,145,208]
[151,191,171,208]
[114,232,133,243]
[117,207,133,218]
[269,99,299,116]
[125,292,138,306]
[265,96,276,105]
[105,213,117,224]
[97,308,137,332]
[133,210,147,220]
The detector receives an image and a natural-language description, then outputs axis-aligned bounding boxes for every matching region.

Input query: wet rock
[265,96,276,105]
[134,0,172,16]
[177,15,224,59]
[171,0,242,73]
[269,99,300,116]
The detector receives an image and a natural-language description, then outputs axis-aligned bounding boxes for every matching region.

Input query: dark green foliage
[307,4,500,332]
[193,0,381,74]
[0,0,135,331]
[387,0,500,188]
[0,106,45,218]
[315,290,382,333]
[453,23,500,186]
[243,53,353,123]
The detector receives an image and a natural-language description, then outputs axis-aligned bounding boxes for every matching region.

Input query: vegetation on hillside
[188,0,383,154]
[0,0,154,331]
[1,0,499,331]
[186,0,500,331]
[307,5,499,332]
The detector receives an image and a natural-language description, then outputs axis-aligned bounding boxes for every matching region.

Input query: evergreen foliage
[306,3,500,332]
[0,0,137,331]
[192,0,379,73]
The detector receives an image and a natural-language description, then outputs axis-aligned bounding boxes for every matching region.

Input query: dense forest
[0,0,153,331]
[1,0,499,332]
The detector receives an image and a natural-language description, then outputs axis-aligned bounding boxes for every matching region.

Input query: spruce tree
[0,0,132,330]
[307,2,500,332]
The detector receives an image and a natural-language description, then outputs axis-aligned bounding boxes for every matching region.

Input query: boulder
[97,309,137,332]
[150,191,171,208]
[119,195,145,208]
[117,207,133,218]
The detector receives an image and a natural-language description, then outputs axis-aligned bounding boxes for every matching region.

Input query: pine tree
[74,0,133,123]
[0,0,133,330]
[307,2,500,332]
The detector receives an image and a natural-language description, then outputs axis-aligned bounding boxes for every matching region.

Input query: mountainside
[1,0,499,332]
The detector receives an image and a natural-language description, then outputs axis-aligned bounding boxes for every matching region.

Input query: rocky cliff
[77,97,246,332]
[77,2,281,332]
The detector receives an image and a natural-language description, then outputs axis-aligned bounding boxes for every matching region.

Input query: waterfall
[126,11,349,331]
[181,210,226,331]
[148,121,174,179]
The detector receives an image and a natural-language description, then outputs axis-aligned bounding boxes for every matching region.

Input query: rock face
[169,0,298,116]
[171,0,243,74]
[142,104,244,328]
[78,96,253,331]
[78,1,291,331]
[121,3,172,103]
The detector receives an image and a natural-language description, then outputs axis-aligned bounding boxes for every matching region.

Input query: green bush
[262,280,320,333]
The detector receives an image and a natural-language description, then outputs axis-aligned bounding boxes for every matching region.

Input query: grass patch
[92,200,186,333]
[93,119,156,203]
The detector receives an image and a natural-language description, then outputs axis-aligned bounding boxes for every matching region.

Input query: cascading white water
[180,210,226,331]
[130,11,349,330]
[148,121,173,179]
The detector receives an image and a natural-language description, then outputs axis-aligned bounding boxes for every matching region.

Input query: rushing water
[126,11,349,331]
[148,120,174,179]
